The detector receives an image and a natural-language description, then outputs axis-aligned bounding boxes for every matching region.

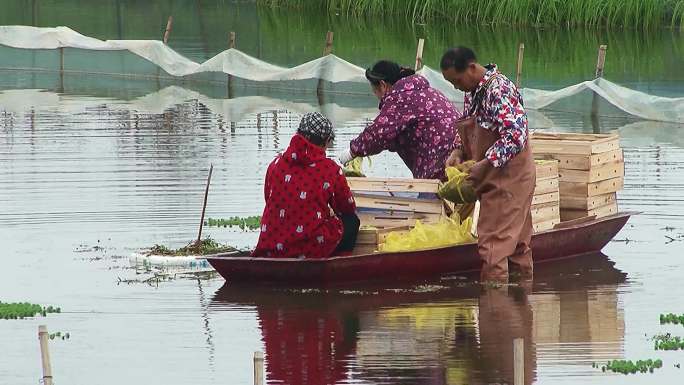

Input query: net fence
[1,25,683,124]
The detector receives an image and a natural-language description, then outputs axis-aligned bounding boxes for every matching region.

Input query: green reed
[257,0,684,28]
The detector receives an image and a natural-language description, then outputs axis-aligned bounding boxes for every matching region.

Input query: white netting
[1,25,683,123]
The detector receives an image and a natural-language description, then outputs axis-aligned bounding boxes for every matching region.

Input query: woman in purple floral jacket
[338,60,462,180]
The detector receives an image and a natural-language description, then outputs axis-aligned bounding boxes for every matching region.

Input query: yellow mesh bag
[343,157,372,177]
[438,161,477,204]
[378,213,476,252]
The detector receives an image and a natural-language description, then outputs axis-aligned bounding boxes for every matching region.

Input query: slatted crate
[532,160,561,232]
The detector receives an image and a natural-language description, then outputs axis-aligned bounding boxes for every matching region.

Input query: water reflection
[210,253,626,385]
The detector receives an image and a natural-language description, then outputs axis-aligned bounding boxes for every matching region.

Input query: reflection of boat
[210,252,626,385]
[206,212,633,284]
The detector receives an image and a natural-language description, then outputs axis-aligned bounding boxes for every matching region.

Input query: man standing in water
[441,47,536,282]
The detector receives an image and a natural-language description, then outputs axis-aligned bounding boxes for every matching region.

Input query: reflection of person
[441,47,535,282]
[253,112,360,259]
[257,306,359,385]
[337,60,461,180]
[475,285,536,385]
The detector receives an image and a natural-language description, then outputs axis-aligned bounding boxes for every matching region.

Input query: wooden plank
[356,228,379,245]
[537,149,623,170]
[534,218,560,233]
[558,161,624,183]
[560,177,623,197]
[532,132,617,142]
[531,204,560,223]
[532,191,559,206]
[534,178,559,195]
[560,201,618,221]
[351,244,377,255]
[560,192,616,210]
[535,160,559,180]
[348,177,439,193]
[531,132,620,155]
[353,193,444,214]
[358,211,441,228]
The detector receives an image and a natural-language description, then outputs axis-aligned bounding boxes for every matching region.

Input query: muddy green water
[2,1,684,385]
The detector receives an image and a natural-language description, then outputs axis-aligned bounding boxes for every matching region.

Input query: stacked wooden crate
[347,177,444,254]
[531,132,624,221]
[532,160,561,232]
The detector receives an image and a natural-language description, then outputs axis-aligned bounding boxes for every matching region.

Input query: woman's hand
[337,148,354,165]
[466,159,491,188]
[445,149,464,167]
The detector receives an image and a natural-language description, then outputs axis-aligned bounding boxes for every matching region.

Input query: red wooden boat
[206,212,634,285]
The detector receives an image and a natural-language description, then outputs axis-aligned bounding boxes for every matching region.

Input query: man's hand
[445,149,463,167]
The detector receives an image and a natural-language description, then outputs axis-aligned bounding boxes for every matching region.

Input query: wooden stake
[594,44,607,78]
[253,351,264,385]
[59,47,64,92]
[591,45,607,130]
[323,31,334,55]
[317,31,334,100]
[229,31,236,49]
[196,164,213,246]
[513,338,524,385]
[163,16,173,44]
[414,38,425,71]
[38,325,54,385]
[470,200,480,237]
[515,43,525,88]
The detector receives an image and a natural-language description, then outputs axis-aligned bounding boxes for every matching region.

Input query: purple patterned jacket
[350,75,461,180]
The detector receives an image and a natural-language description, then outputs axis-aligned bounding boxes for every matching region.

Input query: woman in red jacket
[253,112,360,259]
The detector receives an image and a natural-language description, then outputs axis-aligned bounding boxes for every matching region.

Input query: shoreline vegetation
[257,0,684,28]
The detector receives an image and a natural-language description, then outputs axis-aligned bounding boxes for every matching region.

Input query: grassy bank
[257,0,684,28]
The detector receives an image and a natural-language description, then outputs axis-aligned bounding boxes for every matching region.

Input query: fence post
[513,338,524,385]
[591,45,607,132]
[253,351,264,385]
[228,32,236,98]
[38,325,54,385]
[515,43,524,88]
[58,47,65,92]
[316,31,334,101]
[414,38,425,71]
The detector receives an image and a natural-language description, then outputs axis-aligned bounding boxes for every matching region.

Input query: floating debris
[49,331,70,341]
[0,302,61,320]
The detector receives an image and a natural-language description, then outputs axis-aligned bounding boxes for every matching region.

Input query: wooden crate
[532,191,560,206]
[558,160,624,183]
[534,218,560,233]
[559,177,624,197]
[560,192,617,210]
[347,177,440,193]
[535,177,560,195]
[561,201,619,221]
[544,148,623,171]
[353,193,444,214]
[357,211,442,228]
[531,132,620,155]
[531,202,560,224]
[536,160,559,180]
[356,226,411,245]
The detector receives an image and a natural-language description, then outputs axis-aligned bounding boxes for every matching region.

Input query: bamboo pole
[38,325,54,385]
[163,16,173,44]
[513,338,524,385]
[59,47,64,92]
[414,38,425,71]
[591,45,607,131]
[253,351,264,385]
[515,43,524,88]
[228,32,236,98]
[195,164,213,246]
[316,31,334,100]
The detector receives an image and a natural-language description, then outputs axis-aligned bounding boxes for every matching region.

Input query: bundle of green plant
[660,313,684,325]
[653,333,684,350]
[146,237,237,256]
[49,331,70,341]
[593,359,663,374]
[257,0,684,28]
[343,157,372,177]
[0,302,61,320]
[205,216,261,231]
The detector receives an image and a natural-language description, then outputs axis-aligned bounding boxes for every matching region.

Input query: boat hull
[206,212,633,284]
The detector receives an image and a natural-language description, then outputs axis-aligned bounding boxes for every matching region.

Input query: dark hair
[299,132,329,146]
[365,60,416,86]
[440,46,477,72]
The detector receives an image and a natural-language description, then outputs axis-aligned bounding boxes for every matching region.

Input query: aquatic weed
[660,313,684,325]
[204,216,261,231]
[146,237,237,256]
[0,302,61,320]
[653,333,684,350]
[593,359,663,374]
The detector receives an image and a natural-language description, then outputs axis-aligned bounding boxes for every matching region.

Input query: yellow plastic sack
[379,214,476,252]
[343,157,372,177]
[438,161,477,204]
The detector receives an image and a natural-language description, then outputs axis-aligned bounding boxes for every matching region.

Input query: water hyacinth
[653,333,684,350]
[0,302,61,320]
[146,237,237,256]
[257,0,684,28]
[660,313,684,325]
[593,359,663,375]
[204,216,261,231]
